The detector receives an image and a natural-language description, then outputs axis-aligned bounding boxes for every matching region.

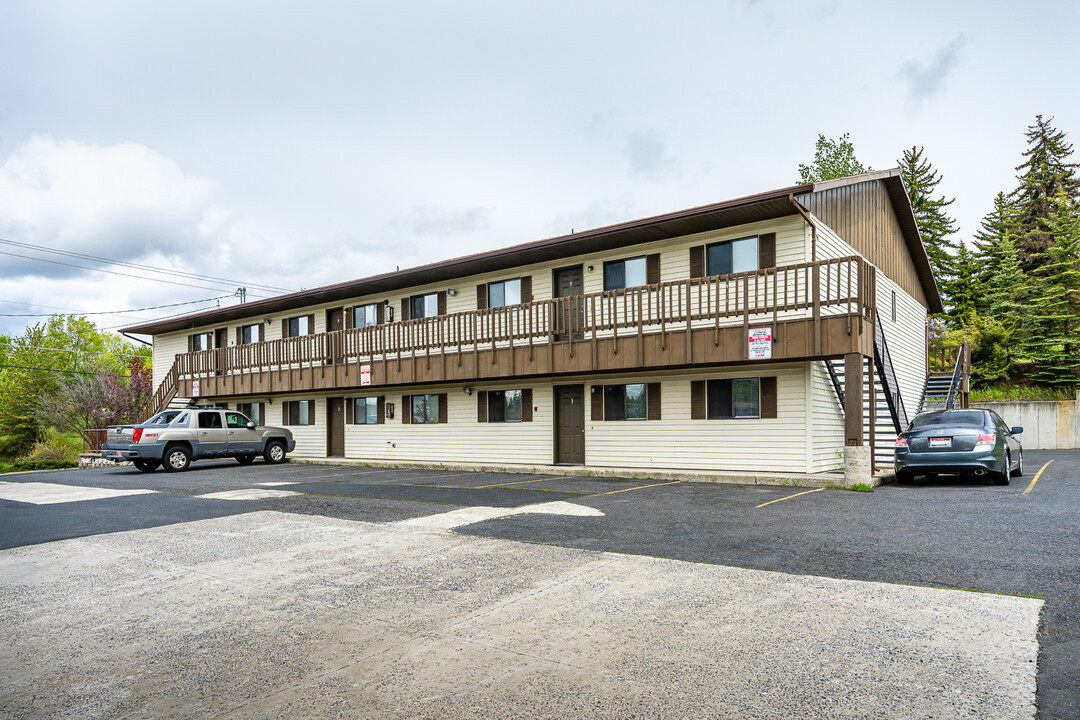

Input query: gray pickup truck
[101,407,296,472]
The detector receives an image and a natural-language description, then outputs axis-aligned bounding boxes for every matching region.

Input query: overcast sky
[1,0,1077,338]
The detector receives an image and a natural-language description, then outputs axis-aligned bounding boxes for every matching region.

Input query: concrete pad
[0,512,1041,719]
[196,488,301,500]
[0,480,156,505]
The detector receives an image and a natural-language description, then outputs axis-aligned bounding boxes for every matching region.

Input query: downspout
[789,194,817,262]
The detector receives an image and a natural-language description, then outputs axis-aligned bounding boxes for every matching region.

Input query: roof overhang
[123,183,814,335]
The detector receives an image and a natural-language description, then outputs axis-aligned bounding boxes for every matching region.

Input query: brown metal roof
[122,183,815,335]
[123,173,939,335]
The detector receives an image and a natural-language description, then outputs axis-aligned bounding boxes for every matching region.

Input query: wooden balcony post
[812,263,821,355]
[844,352,864,447]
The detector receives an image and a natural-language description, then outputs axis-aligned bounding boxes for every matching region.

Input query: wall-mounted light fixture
[266,397,273,405]
[587,265,594,272]
[463,387,472,396]
[447,288,458,296]
[264,318,271,325]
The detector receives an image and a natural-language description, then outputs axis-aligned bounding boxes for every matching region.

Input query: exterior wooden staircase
[917,343,971,414]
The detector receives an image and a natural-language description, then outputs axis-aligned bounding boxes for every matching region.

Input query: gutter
[121,331,152,347]
[789,194,818,262]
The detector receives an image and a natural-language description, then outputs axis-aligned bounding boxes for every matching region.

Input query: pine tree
[971,192,1018,314]
[1024,191,1080,388]
[941,244,980,322]
[797,133,871,183]
[1011,115,1080,267]
[898,146,962,312]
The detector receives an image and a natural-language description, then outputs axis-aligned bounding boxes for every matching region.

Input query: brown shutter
[376,303,385,324]
[522,388,533,422]
[345,398,353,424]
[646,254,660,285]
[437,291,447,316]
[689,246,705,278]
[402,395,411,423]
[400,298,410,322]
[691,381,706,420]
[758,233,776,269]
[307,399,315,425]
[591,385,604,421]
[188,334,194,352]
[520,275,532,302]
[282,400,289,426]
[647,382,661,420]
[307,314,315,335]
[235,327,242,346]
[281,318,289,338]
[760,376,777,419]
[477,391,488,422]
[258,403,265,424]
[377,396,385,424]
[476,284,488,310]
[437,393,448,423]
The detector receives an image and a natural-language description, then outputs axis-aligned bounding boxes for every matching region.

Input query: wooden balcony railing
[175,256,875,384]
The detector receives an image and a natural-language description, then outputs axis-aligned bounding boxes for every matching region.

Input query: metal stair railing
[873,311,908,432]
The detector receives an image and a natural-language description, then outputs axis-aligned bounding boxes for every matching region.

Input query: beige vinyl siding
[584,364,808,473]
[808,361,845,472]
[151,331,188,392]
[342,384,552,465]
[273,395,326,457]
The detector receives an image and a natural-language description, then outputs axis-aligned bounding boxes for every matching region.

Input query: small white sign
[192,379,201,397]
[748,327,772,360]
[360,364,372,386]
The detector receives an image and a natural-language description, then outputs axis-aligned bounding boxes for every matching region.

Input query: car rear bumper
[894,450,1005,476]
[100,443,165,462]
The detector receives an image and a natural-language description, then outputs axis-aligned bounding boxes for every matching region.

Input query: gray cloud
[409,206,491,236]
[899,36,964,109]
[624,129,680,181]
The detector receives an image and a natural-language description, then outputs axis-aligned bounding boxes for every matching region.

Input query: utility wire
[20,345,149,358]
[0,237,293,294]
[0,363,131,378]
[101,302,228,331]
[0,294,234,317]
[0,297,158,323]
[0,249,274,297]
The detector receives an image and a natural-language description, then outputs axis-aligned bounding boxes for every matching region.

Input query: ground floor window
[592,382,660,421]
[285,400,315,426]
[404,393,446,424]
[353,397,379,424]
[489,389,523,422]
[237,402,264,425]
[692,376,776,419]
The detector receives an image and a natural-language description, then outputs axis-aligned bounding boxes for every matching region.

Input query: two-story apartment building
[124,169,941,483]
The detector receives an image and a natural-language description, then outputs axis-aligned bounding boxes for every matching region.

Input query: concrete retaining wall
[972,393,1080,449]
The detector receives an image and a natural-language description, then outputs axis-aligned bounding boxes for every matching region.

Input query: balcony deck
[167,256,876,400]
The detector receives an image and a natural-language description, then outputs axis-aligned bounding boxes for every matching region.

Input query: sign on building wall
[748,327,772,360]
[192,380,201,397]
[360,364,372,386]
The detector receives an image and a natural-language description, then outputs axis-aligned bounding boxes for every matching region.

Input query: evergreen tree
[942,244,980,321]
[797,133,871,183]
[971,192,1019,314]
[1010,115,1080,267]
[1024,191,1080,388]
[898,146,962,311]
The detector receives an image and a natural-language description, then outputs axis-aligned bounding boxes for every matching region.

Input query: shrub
[17,436,78,463]
[0,459,78,474]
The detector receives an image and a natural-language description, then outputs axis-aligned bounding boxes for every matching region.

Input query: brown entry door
[327,397,345,457]
[554,385,585,464]
[326,308,344,364]
[553,265,584,341]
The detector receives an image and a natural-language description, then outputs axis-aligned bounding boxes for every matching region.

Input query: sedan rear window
[911,410,987,429]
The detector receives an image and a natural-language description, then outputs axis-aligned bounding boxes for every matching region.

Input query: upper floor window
[189,332,212,352]
[604,256,647,291]
[285,315,312,338]
[239,323,261,344]
[488,278,521,308]
[411,293,439,319]
[706,237,758,277]
[353,303,380,328]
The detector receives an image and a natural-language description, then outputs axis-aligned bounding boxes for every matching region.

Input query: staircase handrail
[144,358,180,419]
[874,311,909,432]
[944,342,967,410]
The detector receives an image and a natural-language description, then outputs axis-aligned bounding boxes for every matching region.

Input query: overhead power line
[0,294,234,317]
[101,302,229,331]
[0,363,131,378]
[0,238,293,294]
[0,297,157,323]
[21,345,149,358]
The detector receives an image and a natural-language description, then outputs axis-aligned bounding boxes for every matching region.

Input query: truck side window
[198,412,223,429]
[225,412,250,428]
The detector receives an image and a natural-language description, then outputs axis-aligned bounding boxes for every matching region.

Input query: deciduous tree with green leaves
[797,133,871,183]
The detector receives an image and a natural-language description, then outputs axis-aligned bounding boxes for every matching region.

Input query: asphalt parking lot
[0,450,1077,718]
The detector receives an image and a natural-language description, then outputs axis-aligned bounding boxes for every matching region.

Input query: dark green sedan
[895,409,1024,485]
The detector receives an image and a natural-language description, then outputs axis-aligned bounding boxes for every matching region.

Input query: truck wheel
[133,460,159,472]
[264,441,286,465]
[236,454,256,465]
[163,446,191,472]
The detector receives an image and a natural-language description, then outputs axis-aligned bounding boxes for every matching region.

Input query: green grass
[825,482,874,492]
[970,384,1076,402]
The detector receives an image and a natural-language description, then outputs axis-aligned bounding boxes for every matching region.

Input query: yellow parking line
[755,487,825,509]
[473,476,573,489]
[1021,460,1053,496]
[592,480,682,496]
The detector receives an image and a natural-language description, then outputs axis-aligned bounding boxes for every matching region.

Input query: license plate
[929,437,951,448]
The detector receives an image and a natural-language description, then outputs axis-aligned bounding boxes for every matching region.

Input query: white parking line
[0,481,156,505]
[392,500,604,531]
[196,489,301,501]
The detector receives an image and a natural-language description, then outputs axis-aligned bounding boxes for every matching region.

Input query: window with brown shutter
[400,298,410,322]
[522,388,533,422]
[690,381,706,419]
[477,391,488,422]
[758,232,776,269]
[437,393,448,423]
[476,284,488,310]
[603,383,648,421]
[689,246,705,278]
[591,385,604,421]
[437,291,447,316]
[520,275,532,302]
[401,395,411,423]
[647,382,661,420]
[345,398,354,424]
[646,254,660,285]
[376,396,385,424]
[760,376,777,419]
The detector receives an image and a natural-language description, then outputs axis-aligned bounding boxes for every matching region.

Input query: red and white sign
[360,364,372,386]
[748,327,772,360]
[192,379,201,397]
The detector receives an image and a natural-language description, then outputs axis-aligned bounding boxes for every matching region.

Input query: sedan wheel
[993,454,1011,486]
[1014,449,1024,477]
